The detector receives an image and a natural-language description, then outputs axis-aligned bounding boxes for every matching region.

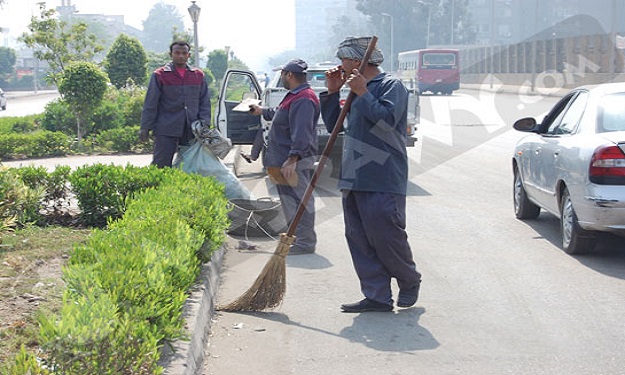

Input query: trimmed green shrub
[33,166,230,374]
[68,164,165,227]
[1,345,51,375]
[38,289,161,375]
[121,169,230,257]
[89,100,125,134]
[17,165,72,216]
[40,98,75,135]
[0,131,71,160]
[121,91,145,127]
[93,126,150,153]
[69,219,202,340]
[0,115,38,134]
[0,165,45,226]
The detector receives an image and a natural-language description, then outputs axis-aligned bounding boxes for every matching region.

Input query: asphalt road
[4,88,624,374]
[203,90,625,375]
[0,90,60,117]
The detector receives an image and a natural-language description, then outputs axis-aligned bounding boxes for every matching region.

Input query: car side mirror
[513,117,538,132]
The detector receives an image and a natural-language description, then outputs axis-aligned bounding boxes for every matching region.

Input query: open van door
[215,69,263,144]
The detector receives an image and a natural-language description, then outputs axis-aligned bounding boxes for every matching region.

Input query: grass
[0,226,91,365]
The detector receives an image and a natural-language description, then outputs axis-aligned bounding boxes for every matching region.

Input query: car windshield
[597,93,625,133]
[308,72,327,88]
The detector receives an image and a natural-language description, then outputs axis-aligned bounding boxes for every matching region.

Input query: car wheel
[560,188,596,255]
[513,167,540,219]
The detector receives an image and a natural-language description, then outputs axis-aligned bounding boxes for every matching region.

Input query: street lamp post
[417,1,431,48]
[188,1,201,67]
[450,0,454,45]
[381,13,394,73]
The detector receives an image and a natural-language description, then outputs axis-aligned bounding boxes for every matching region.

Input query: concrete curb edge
[159,244,225,375]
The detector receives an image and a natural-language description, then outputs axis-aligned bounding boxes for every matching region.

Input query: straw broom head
[217,233,294,312]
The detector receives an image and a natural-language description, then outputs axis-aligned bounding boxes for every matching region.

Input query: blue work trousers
[342,190,421,305]
[152,125,192,168]
[275,159,316,250]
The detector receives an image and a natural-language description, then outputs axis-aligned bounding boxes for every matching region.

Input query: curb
[158,245,225,375]
[4,90,59,99]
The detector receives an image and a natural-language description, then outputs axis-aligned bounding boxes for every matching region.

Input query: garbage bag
[191,119,232,159]
[173,141,251,200]
[227,197,288,238]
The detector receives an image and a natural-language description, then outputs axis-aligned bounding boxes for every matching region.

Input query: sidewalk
[159,147,281,375]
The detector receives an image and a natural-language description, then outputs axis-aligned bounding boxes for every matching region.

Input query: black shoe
[341,298,393,313]
[397,283,420,308]
[240,152,254,163]
[288,245,315,256]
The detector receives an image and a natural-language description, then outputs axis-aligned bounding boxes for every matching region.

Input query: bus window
[422,53,456,68]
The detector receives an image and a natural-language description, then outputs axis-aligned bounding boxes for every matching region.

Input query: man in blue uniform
[320,37,422,312]
[249,59,320,255]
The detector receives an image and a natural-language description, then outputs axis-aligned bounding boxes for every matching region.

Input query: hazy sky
[0,0,296,71]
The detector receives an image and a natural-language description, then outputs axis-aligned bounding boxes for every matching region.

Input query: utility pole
[450,0,454,45]
[530,0,539,92]
[608,0,617,79]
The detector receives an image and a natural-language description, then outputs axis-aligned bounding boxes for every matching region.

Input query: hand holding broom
[219,36,379,312]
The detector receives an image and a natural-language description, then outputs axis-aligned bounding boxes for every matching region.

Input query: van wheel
[560,188,596,255]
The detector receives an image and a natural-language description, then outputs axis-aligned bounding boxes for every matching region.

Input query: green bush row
[3,166,230,374]
[0,126,152,161]
[4,163,163,228]
[39,86,145,138]
[0,165,45,231]
[0,115,41,134]
[0,131,72,160]
[68,163,165,226]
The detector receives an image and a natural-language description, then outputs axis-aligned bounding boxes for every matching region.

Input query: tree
[141,3,185,53]
[146,51,170,74]
[58,61,109,141]
[227,55,250,71]
[19,3,103,85]
[327,15,372,61]
[0,46,16,82]
[206,49,228,82]
[104,34,148,89]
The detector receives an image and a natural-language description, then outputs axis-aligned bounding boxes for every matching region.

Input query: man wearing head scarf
[249,58,320,255]
[319,36,422,312]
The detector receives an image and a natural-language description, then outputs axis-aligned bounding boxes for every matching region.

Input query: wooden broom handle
[285,36,379,237]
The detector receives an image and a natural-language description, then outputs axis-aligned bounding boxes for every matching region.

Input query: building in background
[56,0,141,42]
[468,0,625,46]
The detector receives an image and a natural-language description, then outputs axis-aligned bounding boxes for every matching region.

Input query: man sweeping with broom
[319,36,422,313]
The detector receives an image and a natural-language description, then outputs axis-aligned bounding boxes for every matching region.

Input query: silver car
[512,82,625,254]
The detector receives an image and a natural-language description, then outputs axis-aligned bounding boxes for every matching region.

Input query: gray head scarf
[335,36,384,66]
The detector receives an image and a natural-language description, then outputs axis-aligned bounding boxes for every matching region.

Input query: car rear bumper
[578,195,625,233]
[584,196,625,208]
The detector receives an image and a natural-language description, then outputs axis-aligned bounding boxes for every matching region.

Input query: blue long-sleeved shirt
[263,83,320,168]
[319,72,409,195]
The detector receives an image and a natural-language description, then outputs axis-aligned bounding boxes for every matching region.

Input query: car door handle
[553,150,560,158]
[534,148,541,155]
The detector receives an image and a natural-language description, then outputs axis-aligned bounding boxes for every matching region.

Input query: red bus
[398,49,460,95]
